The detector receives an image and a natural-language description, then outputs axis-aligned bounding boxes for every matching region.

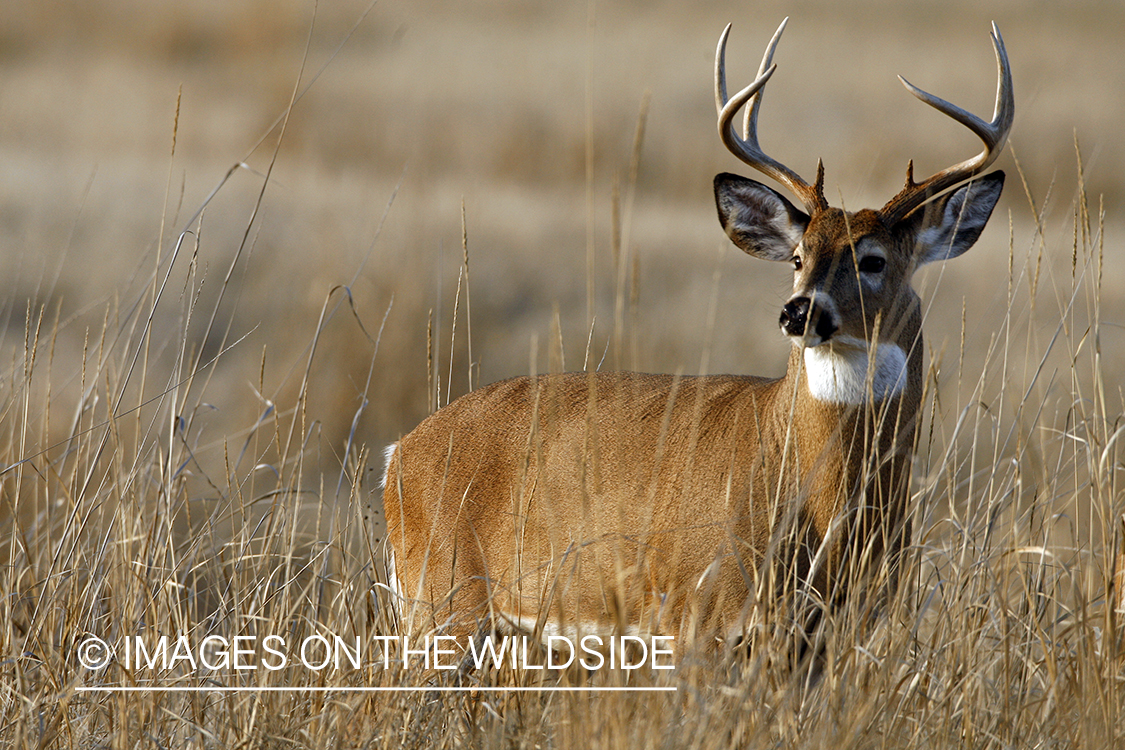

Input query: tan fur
[383,210,929,640]
[384,22,1010,643]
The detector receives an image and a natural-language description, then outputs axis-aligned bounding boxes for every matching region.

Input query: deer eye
[858,255,886,274]
[791,255,802,271]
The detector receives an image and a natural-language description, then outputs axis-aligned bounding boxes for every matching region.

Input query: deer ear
[714,173,809,261]
[910,171,1005,266]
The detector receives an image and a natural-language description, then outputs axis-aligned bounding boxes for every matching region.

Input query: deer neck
[781,300,925,451]
[760,311,924,547]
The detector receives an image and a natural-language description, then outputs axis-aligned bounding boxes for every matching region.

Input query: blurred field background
[2,0,1125,746]
[3,0,1123,449]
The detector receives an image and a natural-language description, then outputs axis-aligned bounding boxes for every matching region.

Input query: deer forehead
[795,209,909,284]
[797,209,891,260]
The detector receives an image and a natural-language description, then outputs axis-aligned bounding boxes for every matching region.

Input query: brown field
[2,0,1124,747]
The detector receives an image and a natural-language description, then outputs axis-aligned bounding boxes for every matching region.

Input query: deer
[381,19,1013,652]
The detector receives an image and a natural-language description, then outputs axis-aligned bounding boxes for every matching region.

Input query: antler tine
[883,22,1014,223]
[716,19,827,214]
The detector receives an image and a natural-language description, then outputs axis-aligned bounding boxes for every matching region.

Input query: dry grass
[1,0,1124,747]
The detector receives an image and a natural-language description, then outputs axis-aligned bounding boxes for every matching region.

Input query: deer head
[713,18,1012,403]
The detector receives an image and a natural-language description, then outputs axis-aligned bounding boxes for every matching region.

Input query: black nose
[779,297,809,337]
[779,297,837,341]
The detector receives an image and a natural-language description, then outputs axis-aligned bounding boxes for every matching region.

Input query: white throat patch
[802,337,908,404]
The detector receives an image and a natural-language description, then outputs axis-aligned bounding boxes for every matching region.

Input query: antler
[716,18,827,215]
[881,22,1014,224]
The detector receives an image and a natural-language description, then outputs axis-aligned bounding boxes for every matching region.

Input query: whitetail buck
[382,20,1013,647]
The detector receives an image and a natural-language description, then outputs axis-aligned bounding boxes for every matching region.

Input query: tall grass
[1,148,1121,747]
[0,12,1120,729]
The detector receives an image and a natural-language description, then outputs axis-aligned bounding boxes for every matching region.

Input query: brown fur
[383,19,1010,641]
[380,196,965,641]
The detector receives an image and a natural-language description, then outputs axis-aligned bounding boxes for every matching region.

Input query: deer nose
[779,297,808,337]
[780,297,838,342]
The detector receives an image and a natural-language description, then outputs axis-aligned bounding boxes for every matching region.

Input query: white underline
[77,685,677,693]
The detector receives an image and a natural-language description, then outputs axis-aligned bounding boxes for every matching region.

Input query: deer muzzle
[780,296,837,343]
